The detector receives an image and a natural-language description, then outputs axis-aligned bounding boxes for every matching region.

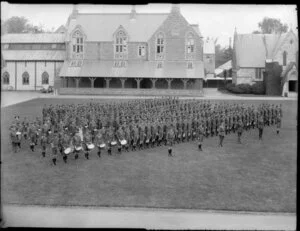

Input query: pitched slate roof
[215,60,232,75]
[66,13,169,42]
[234,32,292,68]
[1,33,65,43]
[60,60,204,79]
[2,50,65,61]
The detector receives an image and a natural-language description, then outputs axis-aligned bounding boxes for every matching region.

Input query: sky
[1,2,297,47]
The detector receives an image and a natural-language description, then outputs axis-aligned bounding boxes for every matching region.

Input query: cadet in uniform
[218,121,225,147]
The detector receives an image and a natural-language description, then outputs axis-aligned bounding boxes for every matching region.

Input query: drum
[120,139,127,145]
[193,132,196,136]
[16,131,21,135]
[87,143,95,150]
[111,141,117,146]
[183,133,186,138]
[145,139,150,143]
[64,147,72,155]
[99,143,106,148]
[75,146,82,151]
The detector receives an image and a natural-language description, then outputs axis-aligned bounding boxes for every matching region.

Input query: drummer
[95,129,105,158]
[116,125,125,154]
[73,128,83,160]
[61,132,72,163]
[83,130,93,159]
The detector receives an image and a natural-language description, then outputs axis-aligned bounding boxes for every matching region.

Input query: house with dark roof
[232,28,298,95]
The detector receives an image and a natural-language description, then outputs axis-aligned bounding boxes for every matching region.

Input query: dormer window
[72,30,83,54]
[156,32,165,60]
[186,33,195,54]
[115,30,128,59]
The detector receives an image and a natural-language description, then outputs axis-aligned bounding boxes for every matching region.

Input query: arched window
[283,51,287,66]
[115,30,128,59]
[72,30,84,54]
[186,32,195,54]
[22,72,29,85]
[156,32,165,59]
[2,71,9,85]
[42,71,49,85]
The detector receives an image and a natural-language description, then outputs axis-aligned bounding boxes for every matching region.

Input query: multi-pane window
[22,72,30,85]
[42,71,49,85]
[2,72,9,84]
[255,68,264,80]
[156,33,165,59]
[283,51,287,66]
[157,61,163,69]
[115,30,128,59]
[138,45,146,57]
[186,33,195,54]
[113,60,127,68]
[187,61,193,69]
[72,30,84,54]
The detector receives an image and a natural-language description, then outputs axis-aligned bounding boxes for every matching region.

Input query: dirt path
[2,205,296,229]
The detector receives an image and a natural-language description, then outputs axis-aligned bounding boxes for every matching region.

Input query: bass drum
[87,143,95,150]
[99,143,106,148]
[120,139,127,145]
[111,141,117,146]
[75,146,82,151]
[64,147,72,155]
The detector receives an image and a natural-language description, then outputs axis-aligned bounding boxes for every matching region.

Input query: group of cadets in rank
[9,97,283,165]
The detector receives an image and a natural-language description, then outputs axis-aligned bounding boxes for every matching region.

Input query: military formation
[9,97,283,165]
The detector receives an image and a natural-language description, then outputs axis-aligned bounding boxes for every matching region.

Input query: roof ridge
[78,12,169,15]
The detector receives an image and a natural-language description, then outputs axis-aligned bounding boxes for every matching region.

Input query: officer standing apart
[218,121,225,147]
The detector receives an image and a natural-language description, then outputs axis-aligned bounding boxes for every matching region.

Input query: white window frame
[42,71,49,85]
[138,45,146,57]
[114,30,128,59]
[72,30,84,55]
[255,68,264,81]
[2,72,10,85]
[22,72,30,85]
[156,32,165,60]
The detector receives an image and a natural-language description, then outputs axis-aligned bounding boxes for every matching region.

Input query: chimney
[130,5,136,21]
[171,4,180,14]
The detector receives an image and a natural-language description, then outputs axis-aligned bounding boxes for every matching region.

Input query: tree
[2,16,45,34]
[253,17,288,34]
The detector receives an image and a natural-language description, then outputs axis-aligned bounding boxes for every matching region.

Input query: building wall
[1,62,16,90]
[148,11,203,61]
[236,68,256,85]
[203,54,215,74]
[1,61,63,91]
[273,33,298,66]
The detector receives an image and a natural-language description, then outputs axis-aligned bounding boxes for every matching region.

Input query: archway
[125,78,137,88]
[79,77,91,88]
[171,79,183,89]
[110,78,122,88]
[187,79,196,89]
[140,78,152,89]
[155,79,168,89]
[94,77,105,88]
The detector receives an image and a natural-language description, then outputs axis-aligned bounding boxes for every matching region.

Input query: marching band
[8,97,283,165]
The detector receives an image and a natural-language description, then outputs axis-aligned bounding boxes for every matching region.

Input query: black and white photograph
[0,2,297,229]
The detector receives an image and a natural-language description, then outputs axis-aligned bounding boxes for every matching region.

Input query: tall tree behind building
[1,16,45,34]
[253,17,288,34]
[215,44,233,68]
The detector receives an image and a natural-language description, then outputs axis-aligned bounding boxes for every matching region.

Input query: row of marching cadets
[9,97,282,165]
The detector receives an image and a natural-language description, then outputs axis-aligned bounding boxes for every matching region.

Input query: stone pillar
[135,78,141,89]
[75,77,80,88]
[166,78,172,89]
[121,78,127,88]
[61,77,64,88]
[151,78,157,89]
[182,79,188,89]
[199,78,203,94]
[89,77,96,88]
[105,78,111,88]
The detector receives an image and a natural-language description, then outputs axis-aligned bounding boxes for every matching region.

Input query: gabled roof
[1,33,65,43]
[55,25,66,34]
[203,39,215,54]
[215,60,232,75]
[66,13,169,42]
[234,31,297,68]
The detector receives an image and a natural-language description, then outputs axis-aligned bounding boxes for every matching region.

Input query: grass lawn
[1,98,297,212]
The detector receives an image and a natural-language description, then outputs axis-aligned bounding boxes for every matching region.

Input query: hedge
[225,82,265,95]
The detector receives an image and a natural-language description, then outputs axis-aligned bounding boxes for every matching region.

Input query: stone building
[1,5,212,95]
[232,28,298,95]
[59,4,205,95]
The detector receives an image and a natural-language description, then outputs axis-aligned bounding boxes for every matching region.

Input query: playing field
[1,98,297,212]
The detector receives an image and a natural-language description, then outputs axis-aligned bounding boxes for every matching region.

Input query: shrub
[251,82,265,95]
[237,83,252,94]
